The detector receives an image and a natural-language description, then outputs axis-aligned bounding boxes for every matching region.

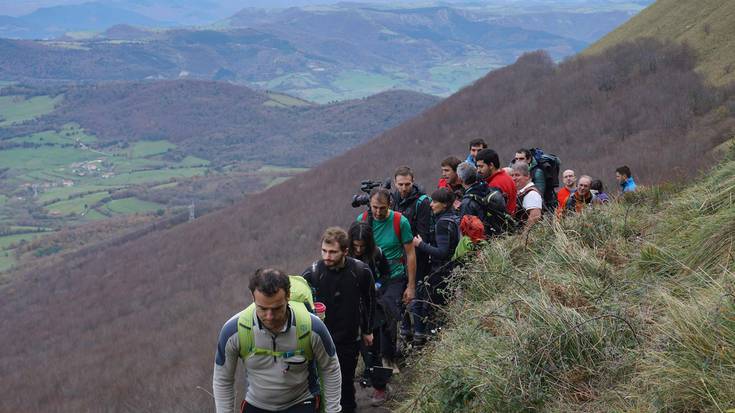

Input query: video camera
[351,179,392,208]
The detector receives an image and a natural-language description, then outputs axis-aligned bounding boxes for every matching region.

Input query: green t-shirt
[356,211,413,279]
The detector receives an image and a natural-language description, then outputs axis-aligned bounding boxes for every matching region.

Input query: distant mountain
[2,37,733,411]
[32,80,440,166]
[585,0,735,86]
[489,10,637,43]
[0,2,165,39]
[0,5,589,101]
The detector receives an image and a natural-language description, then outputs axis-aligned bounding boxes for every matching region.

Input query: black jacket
[354,247,391,283]
[392,184,432,278]
[417,210,460,273]
[460,181,489,221]
[302,257,375,344]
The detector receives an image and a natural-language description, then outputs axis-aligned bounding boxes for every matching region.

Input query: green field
[257,165,309,174]
[131,140,177,158]
[0,253,15,272]
[264,92,314,108]
[0,146,97,171]
[100,167,207,185]
[45,192,110,215]
[0,233,43,249]
[0,95,63,126]
[104,198,162,214]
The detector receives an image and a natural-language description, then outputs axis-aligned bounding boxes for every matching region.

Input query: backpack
[530,148,561,210]
[463,187,516,237]
[452,215,488,262]
[237,275,316,361]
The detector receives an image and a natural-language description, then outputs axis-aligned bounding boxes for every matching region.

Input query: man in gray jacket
[213,268,342,413]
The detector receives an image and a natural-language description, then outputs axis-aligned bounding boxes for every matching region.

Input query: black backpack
[463,187,516,237]
[530,148,561,210]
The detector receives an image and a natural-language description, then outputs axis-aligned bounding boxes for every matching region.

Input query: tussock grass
[399,153,735,412]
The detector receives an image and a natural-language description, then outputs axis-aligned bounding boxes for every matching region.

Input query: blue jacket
[465,153,477,167]
[620,177,637,193]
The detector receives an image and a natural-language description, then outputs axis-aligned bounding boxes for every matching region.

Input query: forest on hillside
[1,39,734,412]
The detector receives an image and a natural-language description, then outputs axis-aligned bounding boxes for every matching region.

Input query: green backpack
[237,275,315,361]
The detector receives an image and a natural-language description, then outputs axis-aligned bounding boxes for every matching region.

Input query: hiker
[509,162,543,235]
[565,175,597,213]
[457,161,511,237]
[512,149,546,199]
[615,165,637,193]
[301,227,376,413]
[437,156,463,193]
[465,138,487,167]
[347,222,392,405]
[457,162,488,222]
[557,169,576,215]
[356,187,416,371]
[513,148,560,211]
[590,179,610,204]
[389,166,431,346]
[213,268,341,413]
[476,148,517,214]
[412,188,461,343]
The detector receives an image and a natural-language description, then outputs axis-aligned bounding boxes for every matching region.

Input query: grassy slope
[399,148,735,412]
[585,0,735,86]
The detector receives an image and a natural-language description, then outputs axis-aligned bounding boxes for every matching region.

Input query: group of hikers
[213,138,638,413]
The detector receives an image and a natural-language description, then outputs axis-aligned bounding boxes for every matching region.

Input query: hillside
[0,80,437,271]
[32,80,440,166]
[585,0,735,86]
[0,37,733,411]
[398,150,735,411]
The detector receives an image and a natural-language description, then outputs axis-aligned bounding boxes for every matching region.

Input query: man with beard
[390,166,431,344]
[302,227,376,413]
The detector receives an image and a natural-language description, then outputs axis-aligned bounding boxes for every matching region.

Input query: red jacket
[485,169,516,214]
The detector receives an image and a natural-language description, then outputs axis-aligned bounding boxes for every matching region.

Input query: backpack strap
[392,211,403,241]
[237,303,313,361]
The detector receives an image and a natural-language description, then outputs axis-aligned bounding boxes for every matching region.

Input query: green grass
[399,152,735,412]
[0,195,7,206]
[0,253,16,272]
[264,92,313,108]
[179,155,210,167]
[257,165,309,174]
[103,197,162,214]
[37,185,111,203]
[0,95,63,126]
[100,167,207,185]
[45,192,110,215]
[586,0,735,86]
[0,146,96,171]
[131,140,177,158]
[0,233,43,249]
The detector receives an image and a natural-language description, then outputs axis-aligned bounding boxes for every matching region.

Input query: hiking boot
[412,333,428,348]
[382,357,400,374]
[371,387,389,406]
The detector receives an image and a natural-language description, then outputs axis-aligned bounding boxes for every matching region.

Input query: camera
[351,179,391,208]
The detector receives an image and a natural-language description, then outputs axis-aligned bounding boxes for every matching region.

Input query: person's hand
[362,333,374,347]
[412,235,422,247]
[402,286,415,304]
[453,199,462,210]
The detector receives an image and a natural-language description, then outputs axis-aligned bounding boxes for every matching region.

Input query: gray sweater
[213,306,342,413]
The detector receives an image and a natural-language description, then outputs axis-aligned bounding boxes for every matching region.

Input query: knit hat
[456,161,477,184]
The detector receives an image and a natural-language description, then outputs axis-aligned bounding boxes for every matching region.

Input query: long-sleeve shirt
[417,210,460,272]
[213,306,342,413]
[302,257,375,344]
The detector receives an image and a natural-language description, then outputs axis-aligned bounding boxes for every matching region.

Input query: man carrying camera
[356,187,416,371]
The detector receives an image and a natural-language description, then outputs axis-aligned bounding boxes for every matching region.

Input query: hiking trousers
[336,340,360,412]
[377,278,406,360]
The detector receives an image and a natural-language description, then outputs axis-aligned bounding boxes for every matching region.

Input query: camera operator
[356,187,416,373]
[389,166,431,348]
